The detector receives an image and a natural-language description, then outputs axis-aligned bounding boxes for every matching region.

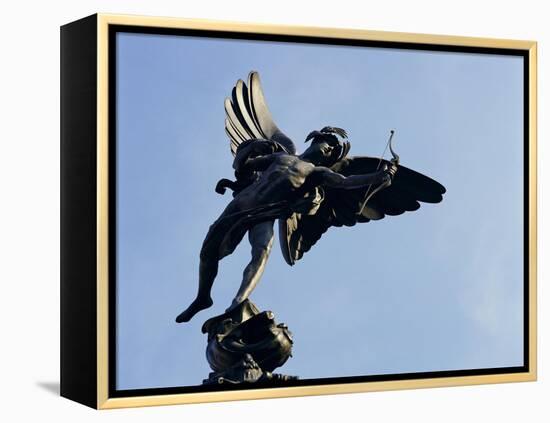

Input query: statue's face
[302,141,336,165]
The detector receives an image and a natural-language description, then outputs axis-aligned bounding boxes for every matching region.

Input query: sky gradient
[115,32,524,390]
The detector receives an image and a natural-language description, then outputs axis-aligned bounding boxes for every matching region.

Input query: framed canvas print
[60,13,537,409]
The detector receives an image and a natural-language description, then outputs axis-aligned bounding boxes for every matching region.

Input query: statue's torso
[245,154,315,202]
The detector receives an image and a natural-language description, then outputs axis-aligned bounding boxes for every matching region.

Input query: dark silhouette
[176,71,446,324]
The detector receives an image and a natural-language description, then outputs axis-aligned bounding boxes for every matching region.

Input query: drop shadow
[36,381,60,396]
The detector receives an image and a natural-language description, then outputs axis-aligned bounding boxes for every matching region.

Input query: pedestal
[201,300,297,385]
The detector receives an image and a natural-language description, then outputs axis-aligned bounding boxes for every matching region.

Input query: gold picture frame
[60,13,537,409]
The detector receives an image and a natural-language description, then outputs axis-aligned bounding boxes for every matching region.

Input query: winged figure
[176,71,446,323]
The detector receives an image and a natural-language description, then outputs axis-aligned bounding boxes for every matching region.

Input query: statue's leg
[175,257,218,323]
[176,200,247,323]
[227,220,274,311]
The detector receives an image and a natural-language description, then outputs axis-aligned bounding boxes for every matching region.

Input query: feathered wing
[224,71,296,156]
[279,156,446,265]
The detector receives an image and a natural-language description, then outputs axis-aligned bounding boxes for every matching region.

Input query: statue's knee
[252,244,271,260]
[199,248,210,261]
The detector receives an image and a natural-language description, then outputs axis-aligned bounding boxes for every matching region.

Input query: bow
[357,130,399,215]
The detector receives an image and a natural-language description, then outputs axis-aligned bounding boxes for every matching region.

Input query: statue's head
[300,126,351,167]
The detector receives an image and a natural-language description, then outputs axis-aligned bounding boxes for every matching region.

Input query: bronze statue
[176,71,446,324]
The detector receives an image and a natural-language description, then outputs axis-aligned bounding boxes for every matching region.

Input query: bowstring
[358,131,393,215]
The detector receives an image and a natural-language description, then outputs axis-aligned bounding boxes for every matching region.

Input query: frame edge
[96,12,536,49]
[94,13,538,409]
[60,13,99,409]
[527,41,537,381]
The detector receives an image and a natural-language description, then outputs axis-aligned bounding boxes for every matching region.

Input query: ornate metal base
[201,300,297,385]
[203,353,297,385]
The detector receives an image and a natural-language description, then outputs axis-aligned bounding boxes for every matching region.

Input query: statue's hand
[215,178,236,195]
[215,181,227,195]
[382,163,398,181]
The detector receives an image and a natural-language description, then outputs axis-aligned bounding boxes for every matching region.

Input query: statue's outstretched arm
[313,165,396,190]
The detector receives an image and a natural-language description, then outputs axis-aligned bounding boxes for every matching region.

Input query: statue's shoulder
[269,152,295,164]
[293,156,316,171]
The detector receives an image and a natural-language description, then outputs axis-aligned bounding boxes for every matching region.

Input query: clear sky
[115,32,524,390]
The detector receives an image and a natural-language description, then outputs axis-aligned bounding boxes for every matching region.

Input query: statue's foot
[175,297,213,323]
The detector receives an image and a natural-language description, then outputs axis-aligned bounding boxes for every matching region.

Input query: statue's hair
[304,126,351,167]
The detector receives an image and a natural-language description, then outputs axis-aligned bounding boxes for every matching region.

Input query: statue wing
[224,71,296,156]
[279,156,446,265]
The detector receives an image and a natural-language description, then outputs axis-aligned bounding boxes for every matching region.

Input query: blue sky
[115,32,524,390]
